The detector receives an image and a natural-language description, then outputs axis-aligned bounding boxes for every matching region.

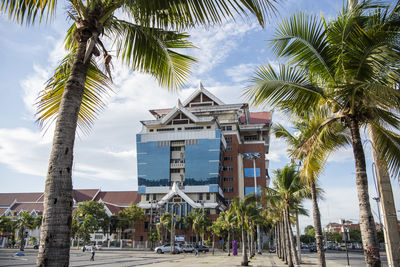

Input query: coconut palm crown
[246,2,400,266]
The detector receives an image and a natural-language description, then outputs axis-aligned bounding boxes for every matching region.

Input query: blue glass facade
[245,186,261,196]
[136,130,222,189]
[136,135,170,187]
[244,168,260,177]
[185,138,220,186]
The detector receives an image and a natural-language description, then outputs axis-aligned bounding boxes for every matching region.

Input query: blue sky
[0,0,399,232]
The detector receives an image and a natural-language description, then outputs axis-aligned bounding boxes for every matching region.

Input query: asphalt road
[0,248,389,267]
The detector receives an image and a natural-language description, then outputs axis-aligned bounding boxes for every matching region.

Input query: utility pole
[244,152,262,255]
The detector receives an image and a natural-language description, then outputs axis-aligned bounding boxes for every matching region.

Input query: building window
[206,126,211,129]
[221,126,233,131]
[206,193,210,200]
[198,193,203,200]
[157,128,175,132]
[149,129,154,132]
[178,127,182,130]
[171,146,181,151]
[224,156,233,161]
[146,194,150,201]
[226,146,233,151]
[223,177,234,182]
[225,137,232,143]
[153,194,156,200]
[185,126,204,130]
[244,135,258,141]
[225,198,233,204]
[223,187,234,193]
[171,169,181,173]
[223,166,233,171]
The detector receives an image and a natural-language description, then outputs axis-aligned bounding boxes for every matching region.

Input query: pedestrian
[194,246,198,256]
[90,245,95,261]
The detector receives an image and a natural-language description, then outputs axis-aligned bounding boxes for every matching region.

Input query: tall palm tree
[272,112,348,267]
[245,2,400,266]
[231,195,257,266]
[15,212,35,251]
[1,1,277,266]
[222,209,237,256]
[267,165,308,267]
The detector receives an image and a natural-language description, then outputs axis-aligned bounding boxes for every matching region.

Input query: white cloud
[188,20,260,76]
[225,63,258,83]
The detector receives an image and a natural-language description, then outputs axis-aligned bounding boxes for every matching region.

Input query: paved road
[0,248,389,266]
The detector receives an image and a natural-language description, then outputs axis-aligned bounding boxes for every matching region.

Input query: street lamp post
[243,152,262,255]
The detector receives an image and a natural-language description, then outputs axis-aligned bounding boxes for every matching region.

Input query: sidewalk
[146,251,329,267]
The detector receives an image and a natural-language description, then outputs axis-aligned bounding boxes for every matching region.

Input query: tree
[245,2,400,265]
[0,216,16,235]
[265,165,309,267]
[117,203,144,241]
[72,201,109,246]
[231,195,258,266]
[1,0,277,265]
[15,211,35,251]
[326,232,342,243]
[271,114,345,267]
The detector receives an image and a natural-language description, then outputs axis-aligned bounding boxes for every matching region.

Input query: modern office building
[136,83,272,222]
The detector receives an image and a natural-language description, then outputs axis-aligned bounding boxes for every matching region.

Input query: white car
[154,244,183,254]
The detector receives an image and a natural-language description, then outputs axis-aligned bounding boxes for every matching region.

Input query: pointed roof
[182,82,225,107]
[157,182,200,208]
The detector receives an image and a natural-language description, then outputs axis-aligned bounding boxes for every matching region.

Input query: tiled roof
[73,189,100,202]
[240,112,272,124]
[0,207,8,216]
[94,191,139,206]
[104,203,124,215]
[0,192,43,206]
[11,203,44,214]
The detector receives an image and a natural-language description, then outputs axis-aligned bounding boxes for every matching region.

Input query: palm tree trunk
[276,226,281,259]
[368,126,400,267]
[285,206,299,266]
[347,116,381,267]
[247,232,251,258]
[250,229,254,258]
[281,220,287,263]
[284,211,293,267]
[227,231,231,256]
[311,182,326,267]
[19,228,25,251]
[36,27,93,267]
[241,215,248,266]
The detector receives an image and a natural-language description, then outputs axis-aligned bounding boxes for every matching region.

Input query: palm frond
[0,0,56,25]
[245,64,324,113]
[270,12,335,82]
[109,19,196,90]
[369,123,400,179]
[123,0,277,30]
[36,51,112,134]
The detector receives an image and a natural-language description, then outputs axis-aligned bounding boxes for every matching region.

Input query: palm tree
[158,212,171,243]
[272,113,348,267]
[266,165,308,267]
[15,212,35,251]
[221,209,237,256]
[231,195,257,266]
[245,2,400,266]
[2,1,277,266]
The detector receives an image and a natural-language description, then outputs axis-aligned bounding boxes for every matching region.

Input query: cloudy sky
[0,0,399,232]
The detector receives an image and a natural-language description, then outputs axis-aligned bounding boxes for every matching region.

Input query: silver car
[154,244,183,254]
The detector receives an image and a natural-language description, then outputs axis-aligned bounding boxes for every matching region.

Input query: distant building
[0,189,139,247]
[136,83,272,242]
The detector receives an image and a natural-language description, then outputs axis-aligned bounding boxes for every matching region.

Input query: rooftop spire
[176,99,183,109]
[198,81,204,91]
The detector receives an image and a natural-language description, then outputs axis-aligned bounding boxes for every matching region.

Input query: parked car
[194,244,209,253]
[82,245,100,251]
[309,245,317,252]
[155,244,183,254]
[182,244,195,253]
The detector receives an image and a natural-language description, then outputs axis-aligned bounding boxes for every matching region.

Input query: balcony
[170,159,185,168]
